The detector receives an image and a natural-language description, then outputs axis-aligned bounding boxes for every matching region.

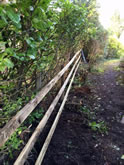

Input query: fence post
[36,71,42,90]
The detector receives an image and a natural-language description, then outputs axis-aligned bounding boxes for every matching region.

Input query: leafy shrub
[105,37,124,59]
[0,0,107,161]
[26,107,44,124]
[0,97,23,127]
[89,121,108,134]
[0,126,26,158]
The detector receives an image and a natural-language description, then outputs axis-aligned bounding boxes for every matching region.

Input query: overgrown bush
[0,0,107,161]
[105,36,124,59]
[0,0,106,124]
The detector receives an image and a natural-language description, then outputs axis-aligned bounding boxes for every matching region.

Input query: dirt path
[41,60,124,165]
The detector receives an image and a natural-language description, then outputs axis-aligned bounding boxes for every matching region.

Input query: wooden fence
[0,49,83,164]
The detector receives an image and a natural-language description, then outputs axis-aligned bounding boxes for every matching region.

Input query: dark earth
[40,60,124,165]
[5,60,124,165]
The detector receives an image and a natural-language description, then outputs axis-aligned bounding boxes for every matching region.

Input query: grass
[91,59,121,74]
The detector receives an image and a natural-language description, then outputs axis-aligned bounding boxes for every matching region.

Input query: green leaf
[29,6,34,11]
[32,18,46,31]
[26,37,35,48]
[0,20,7,28]
[3,58,14,68]
[27,48,36,60]
[0,42,6,52]
[0,58,13,71]
[0,62,6,71]
[28,55,35,59]
[13,53,26,61]
[14,22,22,29]
[6,8,20,24]
[5,48,14,55]
[0,7,7,24]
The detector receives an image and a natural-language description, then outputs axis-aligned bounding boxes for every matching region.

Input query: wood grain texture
[14,56,80,165]
[0,50,80,147]
[35,61,80,165]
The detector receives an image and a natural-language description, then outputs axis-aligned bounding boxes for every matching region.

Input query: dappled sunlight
[0,1,124,164]
[91,59,121,73]
[97,0,124,44]
[103,59,120,66]
[97,0,124,28]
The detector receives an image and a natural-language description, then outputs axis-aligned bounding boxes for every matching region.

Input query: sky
[97,0,124,44]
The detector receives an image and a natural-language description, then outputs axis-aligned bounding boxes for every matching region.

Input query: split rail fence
[0,49,86,164]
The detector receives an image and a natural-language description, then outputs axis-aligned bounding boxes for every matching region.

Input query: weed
[0,94,42,160]
[81,106,90,116]
[90,59,121,74]
[27,108,44,124]
[0,97,23,127]
[81,106,108,134]
[0,126,26,158]
[81,106,96,119]
[89,121,108,134]
[91,66,104,73]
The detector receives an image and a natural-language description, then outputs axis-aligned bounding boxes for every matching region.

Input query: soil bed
[41,61,124,165]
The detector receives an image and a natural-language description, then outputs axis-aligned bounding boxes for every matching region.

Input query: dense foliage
[0,0,105,118]
[0,0,107,162]
[109,11,124,39]
[105,11,124,59]
[105,36,124,59]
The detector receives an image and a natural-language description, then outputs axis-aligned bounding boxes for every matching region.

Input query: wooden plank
[35,61,80,165]
[14,56,80,165]
[0,50,81,147]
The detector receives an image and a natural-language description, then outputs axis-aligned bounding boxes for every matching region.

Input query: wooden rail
[0,50,81,147]
[0,49,85,165]
[14,56,80,165]
[35,61,80,165]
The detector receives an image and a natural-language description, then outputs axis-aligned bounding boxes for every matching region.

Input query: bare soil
[41,61,124,165]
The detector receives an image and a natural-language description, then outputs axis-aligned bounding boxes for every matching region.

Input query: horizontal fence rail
[35,61,80,165]
[14,56,81,165]
[0,48,89,165]
[0,50,81,147]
